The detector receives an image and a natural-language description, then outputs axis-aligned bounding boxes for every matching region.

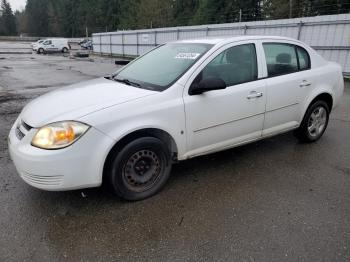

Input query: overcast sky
[8,0,26,11]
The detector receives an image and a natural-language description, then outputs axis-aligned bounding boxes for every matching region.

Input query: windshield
[114,43,213,91]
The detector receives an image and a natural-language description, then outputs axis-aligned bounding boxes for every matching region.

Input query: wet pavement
[0,43,350,261]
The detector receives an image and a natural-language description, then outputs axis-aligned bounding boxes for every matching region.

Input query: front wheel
[37,48,44,54]
[62,47,68,53]
[107,137,172,201]
[294,100,330,143]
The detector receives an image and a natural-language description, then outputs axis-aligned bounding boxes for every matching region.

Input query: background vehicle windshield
[115,43,213,91]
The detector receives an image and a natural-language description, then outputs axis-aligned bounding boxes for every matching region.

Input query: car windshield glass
[114,43,213,91]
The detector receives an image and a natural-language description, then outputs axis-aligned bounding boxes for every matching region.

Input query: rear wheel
[294,100,329,143]
[62,47,68,53]
[107,137,172,201]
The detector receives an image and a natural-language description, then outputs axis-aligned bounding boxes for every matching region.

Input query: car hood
[21,77,157,127]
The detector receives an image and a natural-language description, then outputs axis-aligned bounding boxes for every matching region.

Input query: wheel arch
[310,93,333,112]
[102,128,178,184]
[301,91,333,123]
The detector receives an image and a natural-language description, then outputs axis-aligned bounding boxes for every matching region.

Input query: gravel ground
[0,43,350,262]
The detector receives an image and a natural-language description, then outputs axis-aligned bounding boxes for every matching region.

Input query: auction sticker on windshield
[175,53,201,59]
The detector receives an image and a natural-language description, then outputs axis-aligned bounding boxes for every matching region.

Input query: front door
[183,42,266,157]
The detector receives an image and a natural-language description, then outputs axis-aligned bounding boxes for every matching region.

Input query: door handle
[247,91,263,99]
[300,80,311,87]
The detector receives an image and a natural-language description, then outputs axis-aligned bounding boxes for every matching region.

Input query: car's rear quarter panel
[298,61,343,124]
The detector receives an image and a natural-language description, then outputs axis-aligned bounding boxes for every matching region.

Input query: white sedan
[8,36,344,200]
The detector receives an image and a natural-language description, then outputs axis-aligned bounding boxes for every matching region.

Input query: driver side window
[193,44,258,87]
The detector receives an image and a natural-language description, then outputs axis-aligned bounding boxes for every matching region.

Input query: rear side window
[297,46,311,70]
[263,43,298,77]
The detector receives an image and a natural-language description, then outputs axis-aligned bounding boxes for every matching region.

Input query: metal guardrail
[312,46,350,50]
[0,36,86,43]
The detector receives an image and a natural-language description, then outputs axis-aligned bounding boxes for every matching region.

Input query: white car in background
[9,36,344,200]
[36,38,70,54]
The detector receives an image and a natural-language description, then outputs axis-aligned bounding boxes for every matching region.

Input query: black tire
[38,48,44,54]
[294,100,330,143]
[62,47,68,53]
[107,137,172,201]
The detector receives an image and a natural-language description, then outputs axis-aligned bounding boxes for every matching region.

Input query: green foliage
[0,0,17,35]
[25,0,49,36]
[173,0,200,26]
[134,0,174,28]
[6,0,350,37]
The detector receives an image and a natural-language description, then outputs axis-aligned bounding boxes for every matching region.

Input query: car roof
[176,35,300,45]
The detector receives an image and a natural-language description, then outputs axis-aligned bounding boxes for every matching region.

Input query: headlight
[31,121,90,149]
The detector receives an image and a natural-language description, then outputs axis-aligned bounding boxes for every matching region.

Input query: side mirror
[115,60,131,65]
[189,77,226,95]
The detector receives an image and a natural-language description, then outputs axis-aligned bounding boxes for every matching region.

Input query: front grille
[21,121,32,131]
[15,127,25,140]
[20,172,64,186]
[15,120,33,140]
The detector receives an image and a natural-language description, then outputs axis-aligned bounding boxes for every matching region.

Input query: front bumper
[8,118,115,191]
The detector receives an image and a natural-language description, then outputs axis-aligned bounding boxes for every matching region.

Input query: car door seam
[266,102,299,113]
[193,111,265,133]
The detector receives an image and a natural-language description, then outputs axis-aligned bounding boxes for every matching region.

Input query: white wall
[92,14,350,74]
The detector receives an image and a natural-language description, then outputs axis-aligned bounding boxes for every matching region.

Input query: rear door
[261,41,307,136]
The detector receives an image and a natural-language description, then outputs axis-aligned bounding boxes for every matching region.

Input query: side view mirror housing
[189,77,226,95]
[115,60,131,65]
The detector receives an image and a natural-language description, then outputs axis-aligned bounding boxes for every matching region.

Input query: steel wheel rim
[122,149,162,192]
[308,106,327,138]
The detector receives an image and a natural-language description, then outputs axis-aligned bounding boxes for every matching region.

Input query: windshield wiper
[114,77,140,87]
